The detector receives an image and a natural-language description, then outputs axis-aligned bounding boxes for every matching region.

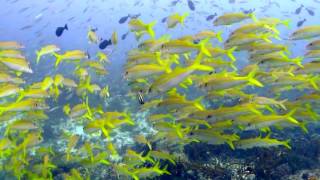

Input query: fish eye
[34,103,39,107]
[207,115,212,119]
[189,132,194,136]
[204,83,208,87]
[125,71,129,75]
[247,123,251,126]
[310,43,313,46]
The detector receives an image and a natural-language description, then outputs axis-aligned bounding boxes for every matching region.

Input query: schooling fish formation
[0,11,320,180]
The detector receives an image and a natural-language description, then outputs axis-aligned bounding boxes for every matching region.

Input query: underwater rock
[286,168,320,180]
[270,163,292,179]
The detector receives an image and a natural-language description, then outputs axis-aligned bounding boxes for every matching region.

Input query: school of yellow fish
[0,12,320,179]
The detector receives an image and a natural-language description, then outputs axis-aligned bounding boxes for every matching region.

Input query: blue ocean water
[1,0,320,179]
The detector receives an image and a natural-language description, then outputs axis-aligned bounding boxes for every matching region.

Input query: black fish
[99,39,112,50]
[187,0,195,11]
[306,8,315,16]
[119,15,130,24]
[161,17,167,23]
[297,19,306,27]
[137,92,145,105]
[55,24,68,37]
[206,13,217,21]
[121,31,129,40]
[295,4,303,14]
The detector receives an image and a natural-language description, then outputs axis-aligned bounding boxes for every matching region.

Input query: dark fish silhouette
[40,7,49,12]
[242,8,255,14]
[87,51,91,59]
[20,25,33,30]
[121,31,129,40]
[161,17,167,23]
[306,8,315,16]
[187,0,195,11]
[68,16,75,21]
[295,4,303,14]
[130,13,141,19]
[119,15,130,24]
[206,13,217,21]
[83,7,89,13]
[18,7,30,13]
[297,19,306,27]
[171,0,180,6]
[55,24,68,37]
[229,0,236,3]
[99,39,112,50]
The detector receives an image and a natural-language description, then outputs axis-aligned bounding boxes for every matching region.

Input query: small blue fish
[119,15,130,24]
[206,13,217,21]
[306,8,315,16]
[297,18,306,27]
[121,31,129,40]
[161,16,167,23]
[295,4,304,14]
[187,0,195,11]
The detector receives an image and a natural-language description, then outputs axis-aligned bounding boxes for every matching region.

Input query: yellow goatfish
[36,44,60,64]
[290,25,320,40]
[167,13,189,28]
[0,57,33,73]
[128,19,156,38]
[235,135,291,149]
[0,41,24,50]
[53,50,88,67]
[214,12,257,26]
